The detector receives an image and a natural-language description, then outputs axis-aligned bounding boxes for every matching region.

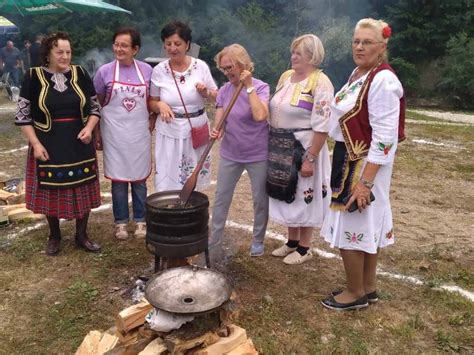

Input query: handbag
[266,128,307,203]
[171,67,210,149]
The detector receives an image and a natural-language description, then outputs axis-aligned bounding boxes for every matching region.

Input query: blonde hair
[214,43,254,72]
[290,34,325,67]
[355,18,390,61]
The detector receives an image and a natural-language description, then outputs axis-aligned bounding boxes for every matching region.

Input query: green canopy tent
[0,0,131,15]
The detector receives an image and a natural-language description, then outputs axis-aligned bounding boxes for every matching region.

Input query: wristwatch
[360,178,374,189]
[246,86,255,94]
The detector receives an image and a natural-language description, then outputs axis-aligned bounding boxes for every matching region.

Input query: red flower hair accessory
[382,26,392,39]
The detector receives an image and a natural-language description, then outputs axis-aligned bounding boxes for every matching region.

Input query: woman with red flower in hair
[320,18,405,311]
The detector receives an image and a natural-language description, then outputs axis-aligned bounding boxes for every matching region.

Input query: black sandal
[331,289,379,304]
[321,295,369,311]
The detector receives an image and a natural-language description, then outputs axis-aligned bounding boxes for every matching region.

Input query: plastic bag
[145,308,194,332]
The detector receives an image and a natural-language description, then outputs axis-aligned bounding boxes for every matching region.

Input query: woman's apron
[101,60,151,181]
[35,117,97,189]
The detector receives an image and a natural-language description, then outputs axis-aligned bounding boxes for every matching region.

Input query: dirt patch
[0,109,473,353]
[409,109,474,124]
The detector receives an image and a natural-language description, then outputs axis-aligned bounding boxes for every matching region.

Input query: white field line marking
[412,139,461,148]
[4,221,46,240]
[225,219,474,302]
[5,206,473,302]
[0,145,28,154]
[92,203,112,212]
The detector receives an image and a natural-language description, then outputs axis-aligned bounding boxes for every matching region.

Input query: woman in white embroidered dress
[149,21,217,192]
[269,34,333,265]
[320,18,404,311]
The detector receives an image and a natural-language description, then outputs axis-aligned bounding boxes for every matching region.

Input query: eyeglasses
[219,65,234,73]
[113,42,131,49]
[352,39,383,47]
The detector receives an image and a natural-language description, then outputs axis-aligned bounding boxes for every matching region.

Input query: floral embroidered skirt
[154,132,211,193]
[25,147,101,219]
[320,155,395,254]
[269,144,331,227]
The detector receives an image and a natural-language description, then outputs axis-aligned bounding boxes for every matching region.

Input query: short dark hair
[160,21,192,44]
[40,32,71,67]
[113,27,141,49]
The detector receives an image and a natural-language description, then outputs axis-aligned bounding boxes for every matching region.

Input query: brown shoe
[75,234,101,252]
[46,238,60,256]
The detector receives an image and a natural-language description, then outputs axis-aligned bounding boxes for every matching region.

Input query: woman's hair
[40,31,71,67]
[113,27,141,49]
[290,34,325,67]
[161,21,192,44]
[355,18,390,61]
[214,44,254,72]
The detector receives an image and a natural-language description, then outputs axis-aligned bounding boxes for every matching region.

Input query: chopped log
[5,192,24,204]
[0,203,26,213]
[0,189,15,202]
[115,300,153,334]
[194,325,247,355]
[164,331,220,354]
[219,293,240,326]
[138,338,167,355]
[226,338,258,355]
[138,325,158,340]
[165,311,220,342]
[115,328,139,346]
[104,337,155,355]
[97,333,119,354]
[75,330,102,355]
[7,207,43,221]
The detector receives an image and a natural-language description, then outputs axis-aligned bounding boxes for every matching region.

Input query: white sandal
[271,244,297,257]
[283,250,313,265]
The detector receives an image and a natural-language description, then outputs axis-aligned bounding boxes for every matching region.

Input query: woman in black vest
[15,32,102,256]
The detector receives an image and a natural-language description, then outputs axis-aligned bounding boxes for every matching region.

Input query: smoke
[77,48,114,77]
[77,0,372,87]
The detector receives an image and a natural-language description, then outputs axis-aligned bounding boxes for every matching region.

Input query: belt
[173,108,205,118]
[52,117,81,122]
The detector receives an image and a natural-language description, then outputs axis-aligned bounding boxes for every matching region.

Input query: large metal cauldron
[145,190,209,269]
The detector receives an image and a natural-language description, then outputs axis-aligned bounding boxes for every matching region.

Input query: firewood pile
[75,295,258,355]
[0,179,43,224]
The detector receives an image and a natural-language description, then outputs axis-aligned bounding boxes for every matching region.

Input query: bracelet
[360,178,374,189]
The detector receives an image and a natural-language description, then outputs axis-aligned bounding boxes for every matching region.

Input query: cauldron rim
[146,190,209,211]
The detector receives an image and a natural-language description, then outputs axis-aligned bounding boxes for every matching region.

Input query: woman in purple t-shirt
[93,27,153,241]
[210,44,270,257]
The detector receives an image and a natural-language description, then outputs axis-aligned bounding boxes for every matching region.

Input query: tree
[438,32,474,108]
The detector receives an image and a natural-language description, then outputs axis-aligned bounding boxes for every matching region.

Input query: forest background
[2,0,474,109]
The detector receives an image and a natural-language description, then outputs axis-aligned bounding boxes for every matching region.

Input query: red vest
[339,63,406,161]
